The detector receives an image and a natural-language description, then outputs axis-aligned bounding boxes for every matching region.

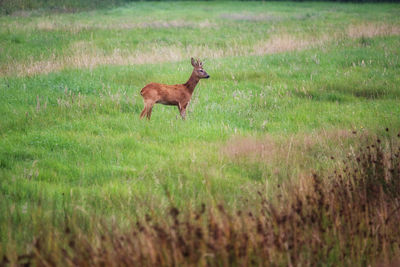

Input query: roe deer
[139,58,210,120]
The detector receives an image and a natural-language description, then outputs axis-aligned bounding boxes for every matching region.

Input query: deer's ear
[191,57,196,67]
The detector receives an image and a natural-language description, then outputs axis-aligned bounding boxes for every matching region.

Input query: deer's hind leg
[140,106,147,119]
[146,105,153,120]
[140,99,155,120]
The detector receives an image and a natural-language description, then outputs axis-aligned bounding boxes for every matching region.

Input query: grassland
[1,1,400,265]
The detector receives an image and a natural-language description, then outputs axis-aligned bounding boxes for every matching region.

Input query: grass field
[1,1,400,265]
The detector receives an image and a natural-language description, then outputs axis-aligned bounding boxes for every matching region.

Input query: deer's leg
[140,106,147,119]
[140,99,155,120]
[180,108,186,120]
[146,105,153,120]
[178,103,187,120]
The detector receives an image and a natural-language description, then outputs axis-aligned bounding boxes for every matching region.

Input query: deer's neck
[184,71,200,94]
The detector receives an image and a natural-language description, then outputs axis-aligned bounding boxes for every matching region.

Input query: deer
[139,58,210,120]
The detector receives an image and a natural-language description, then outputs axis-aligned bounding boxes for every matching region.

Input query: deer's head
[191,58,210,79]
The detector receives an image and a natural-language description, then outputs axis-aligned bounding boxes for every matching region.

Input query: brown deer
[139,58,210,120]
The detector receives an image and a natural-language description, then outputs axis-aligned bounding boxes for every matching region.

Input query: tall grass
[3,133,400,266]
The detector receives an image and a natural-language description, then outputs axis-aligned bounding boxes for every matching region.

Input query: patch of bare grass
[4,42,248,77]
[220,13,281,22]
[252,33,329,55]
[220,12,318,22]
[347,22,400,38]
[223,129,358,163]
[221,129,367,186]
[223,135,279,163]
[13,19,216,33]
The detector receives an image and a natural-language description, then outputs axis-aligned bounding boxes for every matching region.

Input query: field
[1,1,400,265]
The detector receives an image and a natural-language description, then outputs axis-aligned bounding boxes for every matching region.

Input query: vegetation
[7,134,400,266]
[0,0,127,15]
[1,1,400,265]
[2,0,399,15]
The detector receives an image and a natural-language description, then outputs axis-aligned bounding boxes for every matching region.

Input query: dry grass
[222,129,376,199]
[223,129,359,165]
[223,135,278,162]
[2,42,248,77]
[2,22,400,77]
[221,129,364,195]
[35,20,216,32]
[347,22,400,38]
[252,31,335,55]
[252,22,400,55]
[220,13,281,22]
[8,19,216,32]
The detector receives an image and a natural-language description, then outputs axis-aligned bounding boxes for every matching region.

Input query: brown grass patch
[36,20,57,31]
[220,12,316,22]
[252,33,330,55]
[223,129,357,162]
[223,135,279,162]
[347,22,400,38]
[293,129,355,151]
[220,13,281,22]
[221,129,364,183]
[3,42,249,77]
[13,19,216,33]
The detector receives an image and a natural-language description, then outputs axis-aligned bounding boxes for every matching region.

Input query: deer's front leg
[178,102,187,120]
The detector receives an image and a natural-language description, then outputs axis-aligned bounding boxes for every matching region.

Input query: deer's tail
[140,86,148,97]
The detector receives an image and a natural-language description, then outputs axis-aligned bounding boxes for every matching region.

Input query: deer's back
[140,83,190,106]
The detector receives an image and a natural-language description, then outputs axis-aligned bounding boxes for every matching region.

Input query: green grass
[1,1,400,257]
[0,0,128,15]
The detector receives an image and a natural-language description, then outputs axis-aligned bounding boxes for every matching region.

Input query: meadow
[1,1,400,265]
